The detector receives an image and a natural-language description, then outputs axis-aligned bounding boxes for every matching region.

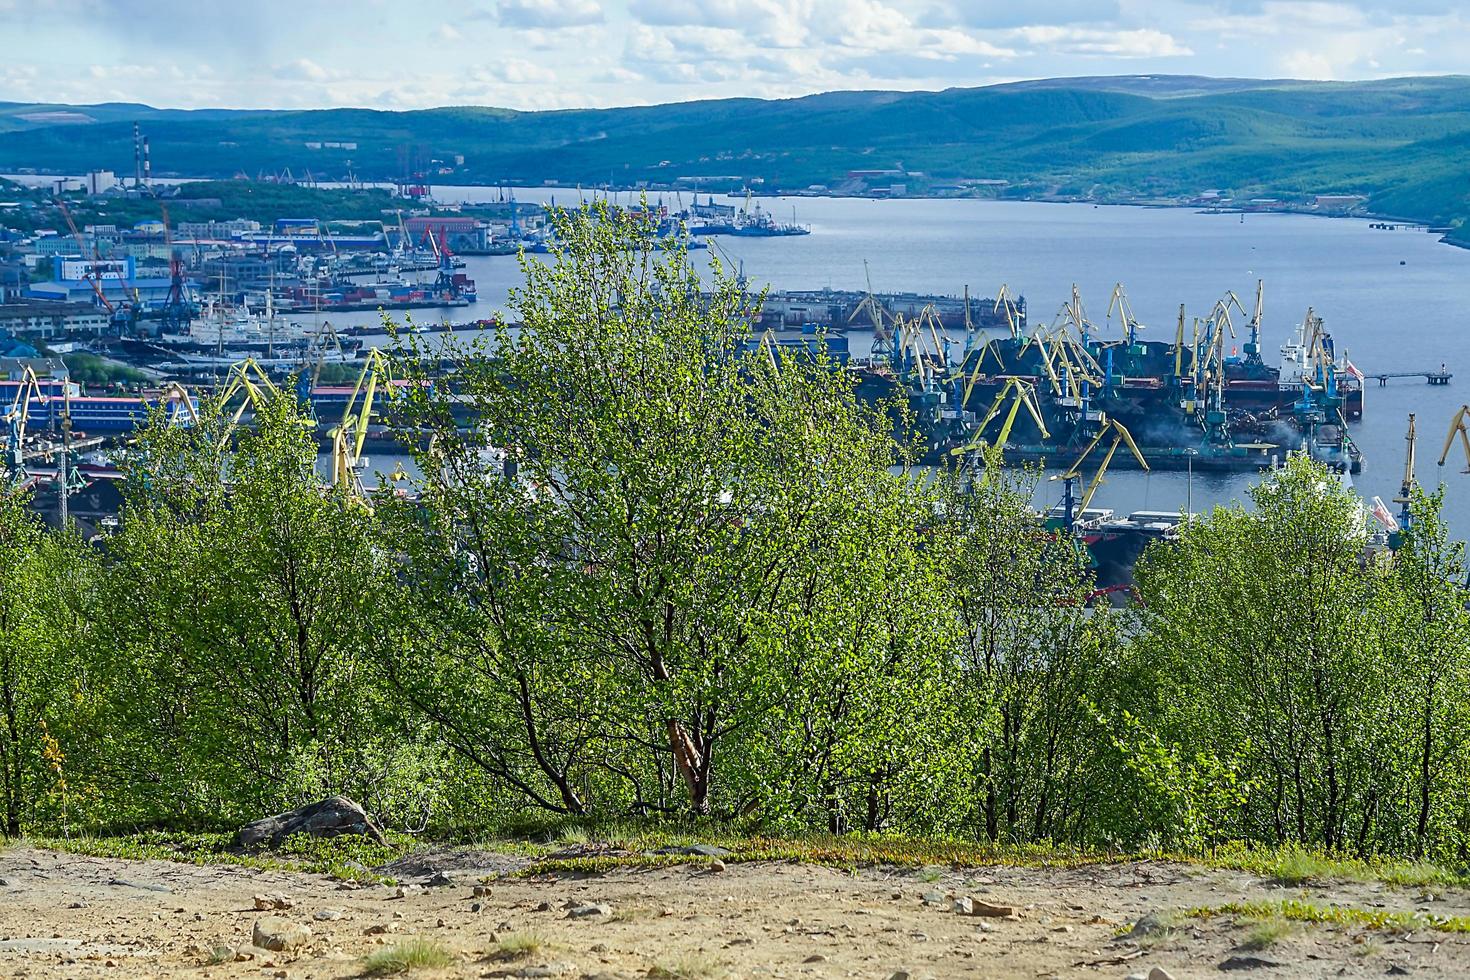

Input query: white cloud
[496,0,603,28]
[1007,26,1193,58]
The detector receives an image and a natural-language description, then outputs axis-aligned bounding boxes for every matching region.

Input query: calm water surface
[12,177,1462,536]
[340,192,1470,540]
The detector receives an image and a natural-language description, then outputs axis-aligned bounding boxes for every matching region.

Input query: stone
[1218,955,1282,971]
[1147,969,1177,980]
[1386,967,1411,977]
[967,900,1014,918]
[364,923,398,936]
[252,917,312,952]
[921,890,946,906]
[1127,913,1172,939]
[887,973,912,980]
[254,892,293,911]
[470,903,483,913]
[1053,925,1073,933]
[804,954,829,963]
[567,903,612,918]
[234,795,387,849]
[952,897,973,915]
[425,870,455,887]
[536,901,555,912]
[709,859,726,873]
[67,901,88,909]
[313,908,344,922]
[0,877,9,886]
[473,884,494,897]
[515,964,575,978]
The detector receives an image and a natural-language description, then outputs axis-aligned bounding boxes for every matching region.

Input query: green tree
[104,390,396,822]
[940,457,1126,845]
[1132,455,1396,852]
[0,492,98,835]
[381,202,944,818]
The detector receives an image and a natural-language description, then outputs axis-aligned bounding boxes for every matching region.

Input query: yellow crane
[1051,418,1149,520]
[330,348,396,498]
[994,283,1023,339]
[949,377,1048,461]
[1438,405,1470,473]
[212,357,285,448]
[1107,282,1144,344]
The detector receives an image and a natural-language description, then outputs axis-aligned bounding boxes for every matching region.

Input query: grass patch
[488,932,546,961]
[360,938,455,976]
[28,829,401,883]
[514,830,1117,877]
[1238,914,1294,950]
[1191,899,1470,936]
[649,954,722,979]
[1203,843,1470,889]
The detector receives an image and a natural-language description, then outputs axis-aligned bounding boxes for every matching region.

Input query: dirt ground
[3,844,1470,979]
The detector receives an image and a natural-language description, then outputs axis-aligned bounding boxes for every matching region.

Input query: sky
[0,0,1466,111]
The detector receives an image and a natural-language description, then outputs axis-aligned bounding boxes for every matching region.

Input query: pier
[1369,369,1452,387]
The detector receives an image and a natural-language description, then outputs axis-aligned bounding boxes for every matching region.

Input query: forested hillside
[3,75,1470,228]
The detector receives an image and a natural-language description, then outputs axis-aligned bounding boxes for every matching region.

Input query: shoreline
[4,170,1462,249]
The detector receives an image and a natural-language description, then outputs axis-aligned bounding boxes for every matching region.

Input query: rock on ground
[234,796,387,849]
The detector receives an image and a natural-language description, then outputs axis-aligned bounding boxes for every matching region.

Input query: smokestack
[133,123,142,189]
[142,136,151,189]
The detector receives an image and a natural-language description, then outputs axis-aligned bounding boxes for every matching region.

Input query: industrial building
[0,302,108,338]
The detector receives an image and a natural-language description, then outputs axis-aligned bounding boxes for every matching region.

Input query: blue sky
[0,0,1466,110]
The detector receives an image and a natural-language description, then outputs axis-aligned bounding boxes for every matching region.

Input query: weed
[1238,914,1294,950]
[360,938,455,976]
[489,932,546,961]
[649,954,721,979]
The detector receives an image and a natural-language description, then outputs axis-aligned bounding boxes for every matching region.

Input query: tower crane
[1050,418,1148,531]
[54,198,117,319]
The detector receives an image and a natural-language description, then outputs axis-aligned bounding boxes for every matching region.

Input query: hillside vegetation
[2,212,1468,872]
[2,76,1470,227]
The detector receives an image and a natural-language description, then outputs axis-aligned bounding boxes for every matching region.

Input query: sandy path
[2,844,1468,978]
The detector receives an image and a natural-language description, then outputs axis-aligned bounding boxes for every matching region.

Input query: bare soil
[3,844,1469,978]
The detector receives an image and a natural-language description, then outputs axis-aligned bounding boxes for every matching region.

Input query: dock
[1369,370,1452,387]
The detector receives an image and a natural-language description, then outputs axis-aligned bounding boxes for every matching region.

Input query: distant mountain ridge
[2,75,1470,229]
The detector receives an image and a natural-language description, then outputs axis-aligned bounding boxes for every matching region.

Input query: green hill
[2,76,1470,229]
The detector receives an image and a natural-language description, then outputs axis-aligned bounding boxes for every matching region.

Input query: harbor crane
[1387,413,1418,543]
[1106,283,1144,345]
[330,348,396,500]
[1438,405,1470,473]
[3,366,48,485]
[212,358,286,449]
[949,378,1048,486]
[1051,418,1149,530]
